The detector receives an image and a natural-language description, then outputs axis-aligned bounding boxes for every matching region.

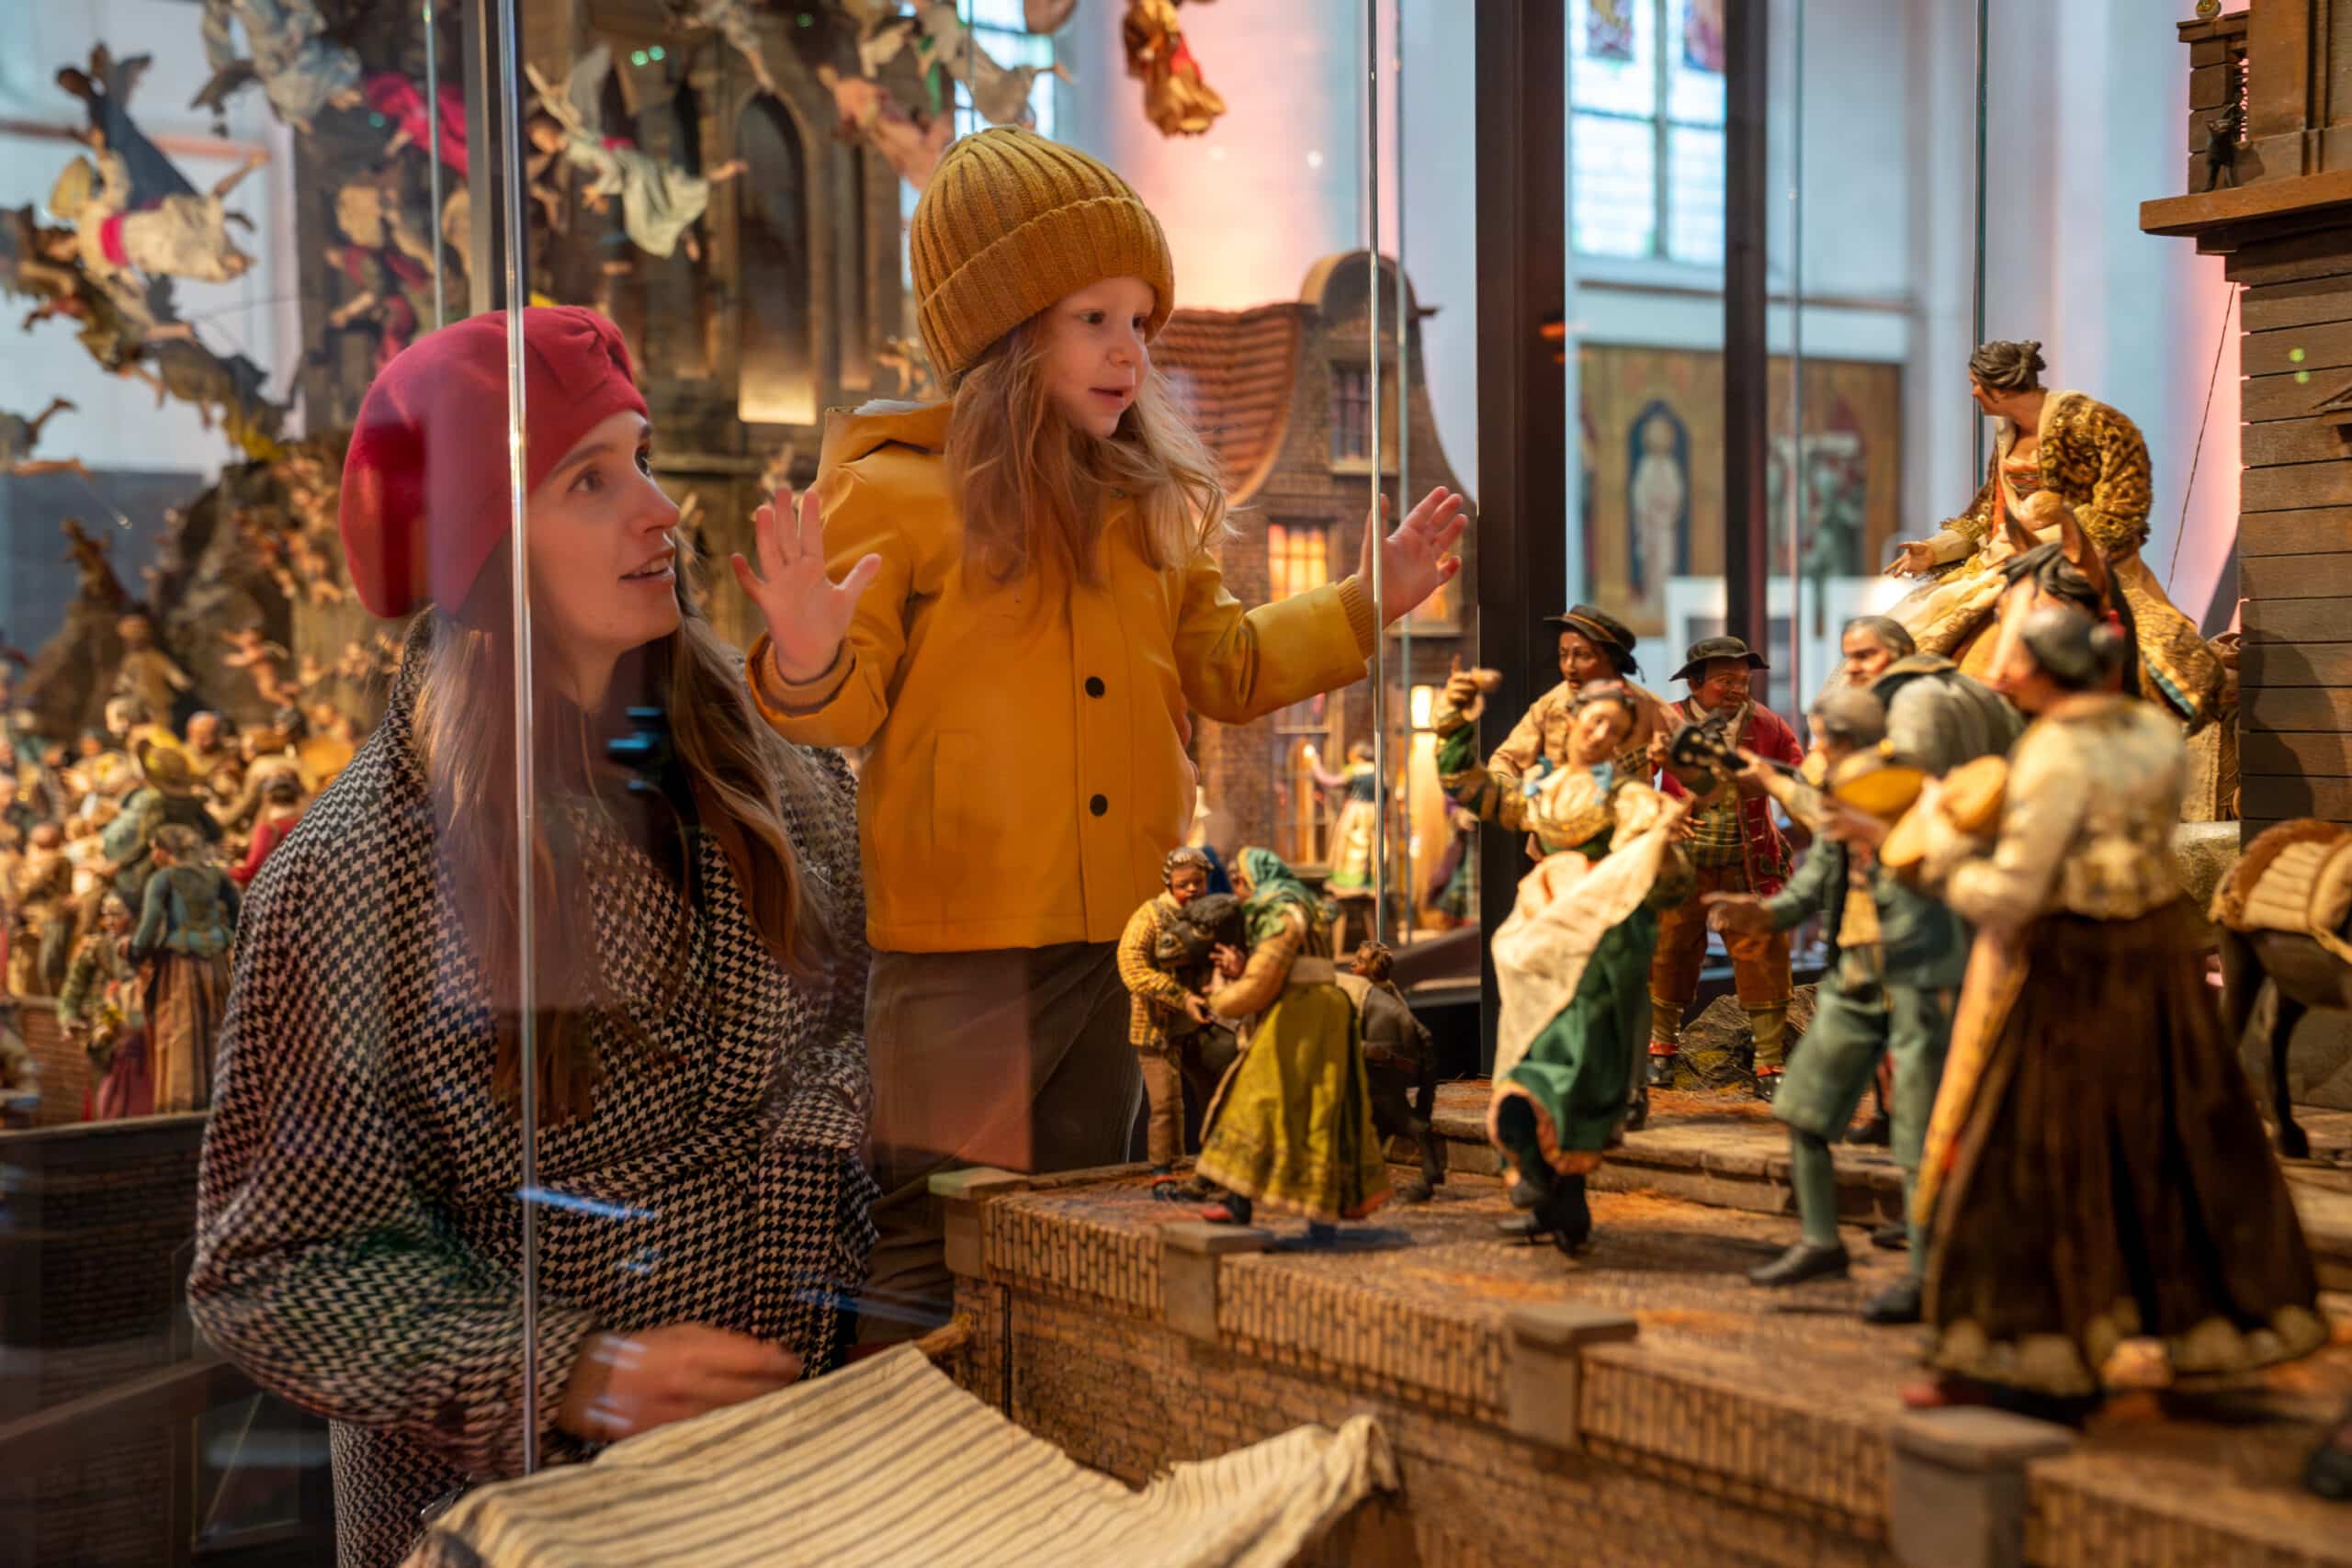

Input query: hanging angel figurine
[194,0,363,135]
[1124,0,1226,137]
[912,4,1070,126]
[668,0,783,99]
[220,627,298,710]
[526,46,746,264]
[50,131,267,287]
[816,63,954,190]
[0,399,90,480]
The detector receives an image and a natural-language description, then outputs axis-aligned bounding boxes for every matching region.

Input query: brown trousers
[1139,1025,1239,1168]
[1648,861,1792,1049]
[858,942,1141,1346]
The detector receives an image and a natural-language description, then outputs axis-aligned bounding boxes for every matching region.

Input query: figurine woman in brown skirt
[1909,607,2324,1412]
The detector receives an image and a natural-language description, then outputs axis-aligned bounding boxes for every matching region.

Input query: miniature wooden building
[2144,0,2352,836]
[1154,253,1476,882]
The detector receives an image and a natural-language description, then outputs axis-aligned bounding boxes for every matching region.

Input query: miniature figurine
[10,822,74,998]
[1421,803,1478,929]
[1883,340,2222,729]
[1648,637,1803,1097]
[113,613,192,728]
[1306,739,1377,940]
[1488,604,1670,857]
[1434,670,1693,1250]
[221,626,297,708]
[60,890,150,1120]
[132,822,239,1113]
[1193,849,1390,1240]
[1123,0,1227,137]
[183,710,234,784]
[526,48,748,264]
[50,137,268,288]
[194,0,364,135]
[62,519,129,607]
[0,397,90,479]
[914,4,1071,126]
[1905,607,2324,1410]
[55,46,192,210]
[1709,694,1965,1322]
[365,73,468,175]
[1839,614,2023,774]
[228,769,304,889]
[100,738,224,911]
[2203,97,2242,191]
[1117,847,1239,1186]
[1339,940,1446,1203]
[670,0,784,98]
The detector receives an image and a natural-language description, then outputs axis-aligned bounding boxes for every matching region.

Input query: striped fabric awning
[403,1345,1396,1567]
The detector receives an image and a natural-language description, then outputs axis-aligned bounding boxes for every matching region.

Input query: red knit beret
[338,306,649,619]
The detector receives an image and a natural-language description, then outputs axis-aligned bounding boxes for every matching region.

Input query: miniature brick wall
[18,1006,91,1129]
[952,1280,1898,1568]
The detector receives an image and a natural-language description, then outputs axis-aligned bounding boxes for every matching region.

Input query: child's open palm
[1358,486,1469,625]
[731,484,883,683]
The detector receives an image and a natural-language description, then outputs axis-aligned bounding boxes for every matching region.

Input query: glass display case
[0,3,2301,1565]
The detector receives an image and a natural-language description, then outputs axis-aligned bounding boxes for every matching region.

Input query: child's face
[1036,276,1154,440]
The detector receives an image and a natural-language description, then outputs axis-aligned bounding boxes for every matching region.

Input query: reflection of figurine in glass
[1626,402,1689,626]
[195,0,364,135]
[0,398,90,479]
[1883,340,2222,729]
[50,137,267,287]
[1906,608,2324,1409]
[527,48,748,265]
[1648,637,1802,1096]
[670,0,785,100]
[1433,671,1692,1251]
[1117,847,1238,1185]
[133,824,238,1113]
[1306,739,1377,900]
[1122,0,1227,137]
[1193,849,1390,1239]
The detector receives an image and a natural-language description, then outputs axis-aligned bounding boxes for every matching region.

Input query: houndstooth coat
[188,637,877,1568]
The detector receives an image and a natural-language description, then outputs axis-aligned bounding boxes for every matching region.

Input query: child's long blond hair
[944,319,1229,586]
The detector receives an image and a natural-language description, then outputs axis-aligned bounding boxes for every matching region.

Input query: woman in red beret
[187,307,876,1568]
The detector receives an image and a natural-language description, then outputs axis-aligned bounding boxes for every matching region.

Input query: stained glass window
[1572,0,1728,265]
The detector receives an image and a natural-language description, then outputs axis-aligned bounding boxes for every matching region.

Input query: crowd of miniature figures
[1118,344,2350,1495]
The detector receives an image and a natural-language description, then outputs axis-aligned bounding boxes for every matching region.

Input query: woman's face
[526,412,681,680]
[1568,699,1634,765]
[1036,276,1154,440]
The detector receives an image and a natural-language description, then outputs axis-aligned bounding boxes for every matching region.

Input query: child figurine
[1906,608,2324,1410]
[1117,847,1237,1187]
[732,126,1463,1340]
[1709,692,1966,1323]
[1433,669,1692,1250]
[1193,849,1389,1240]
[1649,636,1803,1098]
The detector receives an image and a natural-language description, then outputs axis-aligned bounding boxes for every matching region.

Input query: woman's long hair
[944,318,1230,586]
[411,529,839,1123]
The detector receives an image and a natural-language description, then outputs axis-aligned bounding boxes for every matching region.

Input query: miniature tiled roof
[1153,302,1308,505]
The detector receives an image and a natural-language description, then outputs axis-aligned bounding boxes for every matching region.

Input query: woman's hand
[556,1325,803,1444]
[1357,487,1469,626]
[730,484,884,685]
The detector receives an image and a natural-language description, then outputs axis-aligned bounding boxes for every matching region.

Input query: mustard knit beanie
[910,127,1176,387]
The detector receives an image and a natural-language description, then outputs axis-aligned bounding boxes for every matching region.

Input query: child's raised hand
[1358,486,1468,626]
[731,483,882,684]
